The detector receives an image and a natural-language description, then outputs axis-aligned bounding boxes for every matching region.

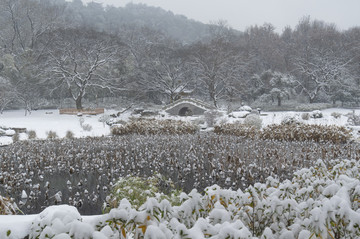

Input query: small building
[163,98,215,116]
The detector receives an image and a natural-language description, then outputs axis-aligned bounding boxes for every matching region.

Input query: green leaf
[6,230,11,237]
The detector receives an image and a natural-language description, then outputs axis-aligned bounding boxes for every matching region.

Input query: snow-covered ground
[1,107,360,146]
[0,109,115,146]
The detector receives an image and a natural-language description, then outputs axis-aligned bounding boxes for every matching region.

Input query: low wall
[59,108,104,115]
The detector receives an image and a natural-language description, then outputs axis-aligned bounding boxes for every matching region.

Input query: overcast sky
[82,0,360,32]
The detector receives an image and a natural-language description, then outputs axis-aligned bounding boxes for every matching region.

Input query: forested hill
[61,0,211,43]
[1,0,359,112]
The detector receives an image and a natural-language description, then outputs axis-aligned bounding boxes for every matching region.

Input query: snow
[0,109,114,146]
[0,214,36,238]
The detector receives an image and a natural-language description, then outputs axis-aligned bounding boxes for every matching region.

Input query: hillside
[64,1,211,43]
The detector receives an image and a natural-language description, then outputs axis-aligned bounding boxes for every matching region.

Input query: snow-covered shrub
[65,130,74,139]
[347,111,360,126]
[104,174,180,212]
[261,123,352,143]
[204,110,223,127]
[46,130,58,139]
[27,130,37,139]
[281,112,301,125]
[81,123,93,131]
[79,117,93,131]
[311,110,323,118]
[331,112,341,119]
[111,118,198,135]
[106,118,127,126]
[0,195,18,215]
[239,105,252,112]
[98,114,111,123]
[244,114,262,129]
[214,123,259,138]
[301,112,310,120]
[29,205,94,239]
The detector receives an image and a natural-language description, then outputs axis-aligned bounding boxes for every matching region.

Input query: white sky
[82,0,360,32]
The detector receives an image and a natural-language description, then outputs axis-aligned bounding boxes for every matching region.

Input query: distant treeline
[0,0,359,111]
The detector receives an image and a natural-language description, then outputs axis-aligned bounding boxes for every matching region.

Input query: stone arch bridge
[163,98,215,116]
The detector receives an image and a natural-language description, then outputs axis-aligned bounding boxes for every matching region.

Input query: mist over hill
[60,0,212,43]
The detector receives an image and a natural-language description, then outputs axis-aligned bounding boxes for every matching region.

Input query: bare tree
[48,29,128,109]
[190,22,244,107]
[0,0,65,53]
[294,49,353,103]
[0,76,17,113]
[142,44,195,103]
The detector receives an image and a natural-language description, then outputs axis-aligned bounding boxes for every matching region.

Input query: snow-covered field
[1,107,360,238]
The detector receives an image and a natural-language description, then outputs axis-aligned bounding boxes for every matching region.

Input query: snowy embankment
[1,108,359,146]
[1,159,360,238]
[0,109,114,146]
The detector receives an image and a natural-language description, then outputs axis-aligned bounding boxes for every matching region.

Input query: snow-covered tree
[294,49,354,103]
[145,48,194,103]
[0,76,16,113]
[47,29,128,110]
[269,72,296,106]
[0,0,65,53]
[190,22,243,107]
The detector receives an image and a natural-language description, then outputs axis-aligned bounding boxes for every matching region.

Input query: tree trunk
[309,96,314,104]
[277,96,281,106]
[76,97,82,110]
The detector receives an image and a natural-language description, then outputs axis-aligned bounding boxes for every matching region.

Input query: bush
[281,113,301,125]
[29,205,85,239]
[111,118,199,135]
[301,112,310,120]
[204,110,223,127]
[311,110,323,118]
[261,123,352,143]
[215,121,352,143]
[65,130,74,139]
[46,130,58,139]
[244,114,262,129]
[347,111,360,126]
[214,122,259,138]
[104,174,180,212]
[81,123,93,131]
[331,112,342,119]
[79,117,93,131]
[27,130,37,139]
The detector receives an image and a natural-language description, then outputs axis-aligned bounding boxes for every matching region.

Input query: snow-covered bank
[1,108,359,146]
[0,109,113,146]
